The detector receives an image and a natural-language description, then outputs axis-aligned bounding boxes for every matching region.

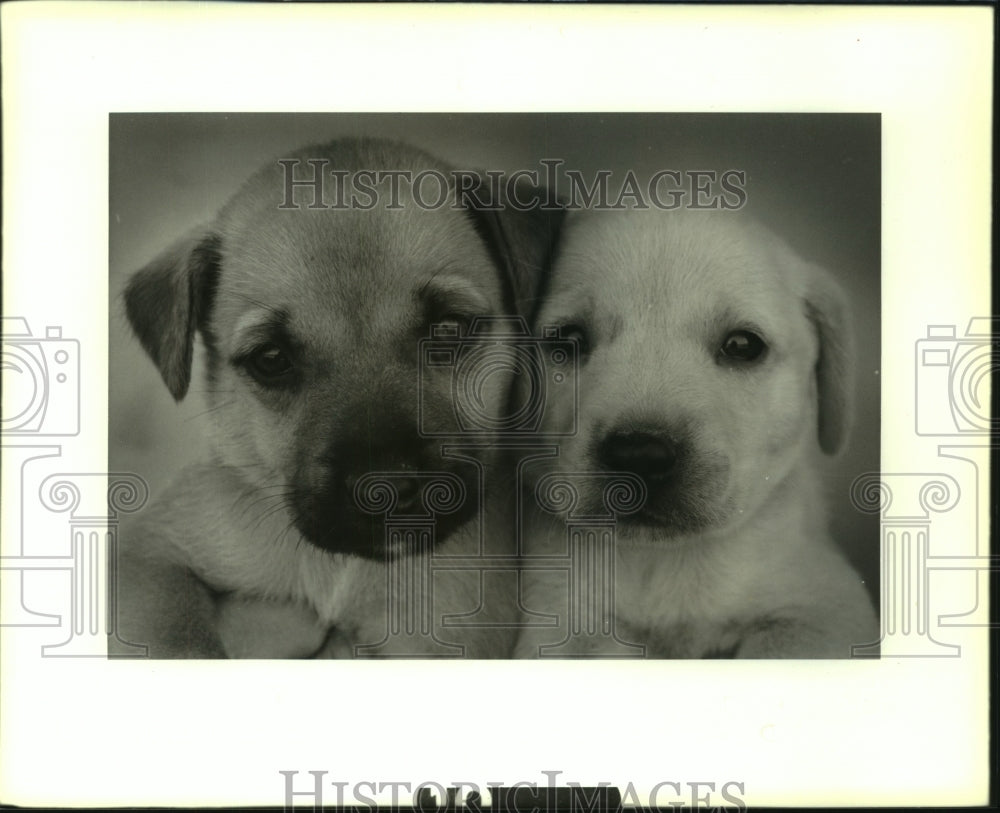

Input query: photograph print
[108,113,881,659]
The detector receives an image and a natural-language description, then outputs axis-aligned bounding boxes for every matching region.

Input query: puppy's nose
[597,431,678,479]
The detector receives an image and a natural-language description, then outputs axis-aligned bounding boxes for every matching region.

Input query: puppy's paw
[216,595,330,658]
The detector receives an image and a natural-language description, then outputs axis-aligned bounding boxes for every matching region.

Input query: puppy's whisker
[242,491,294,507]
[245,498,296,534]
[228,486,292,517]
[237,493,291,515]
[275,520,301,550]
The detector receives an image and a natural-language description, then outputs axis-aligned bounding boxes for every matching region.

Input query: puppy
[112,137,563,658]
[514,208,878,658]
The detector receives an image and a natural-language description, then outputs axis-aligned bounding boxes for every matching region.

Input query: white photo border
[1,3,992,808]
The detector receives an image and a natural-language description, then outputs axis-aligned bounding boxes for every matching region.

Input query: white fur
[515,209,877,658]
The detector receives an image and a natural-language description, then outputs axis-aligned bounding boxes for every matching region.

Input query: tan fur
[114,138,560,658]
[514,209,877,658]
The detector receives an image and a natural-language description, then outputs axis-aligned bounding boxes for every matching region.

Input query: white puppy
[515,209,878,658]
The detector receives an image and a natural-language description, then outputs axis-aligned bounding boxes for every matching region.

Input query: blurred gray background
[109,113,880,599]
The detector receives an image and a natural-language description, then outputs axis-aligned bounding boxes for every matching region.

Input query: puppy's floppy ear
[803,263,855,455]
[124,232,222,401]
[461,176,565,319]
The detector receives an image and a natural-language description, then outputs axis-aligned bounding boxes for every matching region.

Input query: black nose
[597,431,678,479]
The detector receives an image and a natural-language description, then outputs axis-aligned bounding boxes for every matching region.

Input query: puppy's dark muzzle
[593,424,709,531]
[293,432,478,560]
[596,431,680,482]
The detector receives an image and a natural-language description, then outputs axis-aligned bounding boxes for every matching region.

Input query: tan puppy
[113,138,563,658]
[515,209,877,658]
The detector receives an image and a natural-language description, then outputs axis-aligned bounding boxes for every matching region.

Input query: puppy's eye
[719,330,767,363]
[245,344,295,385]
[561,324,591,357]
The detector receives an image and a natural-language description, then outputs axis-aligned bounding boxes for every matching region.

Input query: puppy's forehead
[212,199,500,338]
[552,210,801,319]
[206,140,503,336]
